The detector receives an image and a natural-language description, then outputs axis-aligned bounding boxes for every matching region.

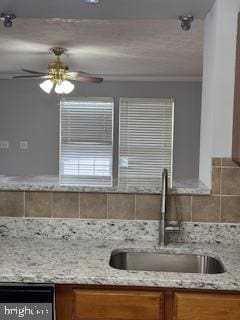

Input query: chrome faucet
[159,169,168,246]
[159,169,180,247]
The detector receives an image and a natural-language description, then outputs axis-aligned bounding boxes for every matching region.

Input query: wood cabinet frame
[55,284,240,320]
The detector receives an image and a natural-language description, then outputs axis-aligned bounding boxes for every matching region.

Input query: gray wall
[0,80,202,179]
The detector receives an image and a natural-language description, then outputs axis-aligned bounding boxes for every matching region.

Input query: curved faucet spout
[159,168,168,247]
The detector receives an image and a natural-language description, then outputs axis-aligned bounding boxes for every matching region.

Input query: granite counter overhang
[0,175,210,194]
[0,237,239,291]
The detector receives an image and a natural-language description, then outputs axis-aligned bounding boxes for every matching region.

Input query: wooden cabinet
[55,285,240,320]
[56,286,164,320]
[173,292,240,320]
[73,289,163,320]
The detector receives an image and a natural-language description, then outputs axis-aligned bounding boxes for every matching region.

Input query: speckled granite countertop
[0,237,239,291]
[0,175,210,194]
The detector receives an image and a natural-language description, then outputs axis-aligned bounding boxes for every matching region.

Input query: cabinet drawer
[73,289,164,320]
[173,292,240,320]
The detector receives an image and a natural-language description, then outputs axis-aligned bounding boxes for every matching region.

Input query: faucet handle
[165,221,181,233]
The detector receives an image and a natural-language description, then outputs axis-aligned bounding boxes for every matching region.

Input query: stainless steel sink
[109,251,225,274]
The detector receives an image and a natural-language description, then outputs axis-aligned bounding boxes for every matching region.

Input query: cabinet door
[73,289,164,320]
[173,292,240,320]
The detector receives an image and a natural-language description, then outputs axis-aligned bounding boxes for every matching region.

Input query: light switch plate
[19,141,28,150]
[0,140,9,149]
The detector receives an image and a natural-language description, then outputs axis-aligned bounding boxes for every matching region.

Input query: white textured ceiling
[0,18,204,79]
[0,0,214,19]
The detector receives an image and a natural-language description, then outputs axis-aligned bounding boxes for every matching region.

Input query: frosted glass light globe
[39,80,54,94]
[55,83,64,94]
[61,80,75,94]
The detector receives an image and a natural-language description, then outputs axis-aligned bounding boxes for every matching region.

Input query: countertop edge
[0,175,210,195]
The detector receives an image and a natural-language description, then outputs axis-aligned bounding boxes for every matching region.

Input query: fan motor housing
[48,61,69,82]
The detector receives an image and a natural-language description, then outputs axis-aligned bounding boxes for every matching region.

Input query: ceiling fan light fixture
[13,46,103,92]
[55,83,64,94]
[54,80,75,95]
[61,80,75,94]
[39,79,54,94]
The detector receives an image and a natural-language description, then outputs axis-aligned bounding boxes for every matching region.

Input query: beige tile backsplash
[0,191,24,217]
[211,167,221,195]
[108,194,135,219]
[135,194,160,220]
[80,193,107,219]
[0,158,239,222]
[167,195,192,221]
[53,192,79,218]
[25,192,52,218]
[221,196,240,223]
[192,195,220,222]
[221,167,240,195]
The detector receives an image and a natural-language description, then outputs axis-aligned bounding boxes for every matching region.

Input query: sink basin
[109,251,225,274]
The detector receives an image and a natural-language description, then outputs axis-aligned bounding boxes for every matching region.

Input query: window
[119,98,174,187]
[59,97,113,186]
[60,97,174,188]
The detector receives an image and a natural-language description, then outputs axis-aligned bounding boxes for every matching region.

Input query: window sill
[0,175,210,195]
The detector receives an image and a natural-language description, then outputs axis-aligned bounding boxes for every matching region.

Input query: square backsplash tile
[108,193,135,219]
[25,192,52,217]
[221,167,240,196]
[0,191,24,217]
[53,192,79,218]
[80,193,107,219]
[167,195,192,221]
[135,194,161,220]
[192,195,220,222]
[221,196,240,223]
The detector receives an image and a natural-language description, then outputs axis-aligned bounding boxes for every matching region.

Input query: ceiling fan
[13,47,103,94]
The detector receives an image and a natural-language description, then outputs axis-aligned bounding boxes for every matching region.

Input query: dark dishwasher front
[0,285,54,320]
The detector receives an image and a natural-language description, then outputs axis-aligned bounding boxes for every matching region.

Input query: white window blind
[119,98,174,188]
[59,97,113,186]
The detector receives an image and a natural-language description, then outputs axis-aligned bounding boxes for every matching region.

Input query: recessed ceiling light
[178,15,194,31]
[0,12,16,28]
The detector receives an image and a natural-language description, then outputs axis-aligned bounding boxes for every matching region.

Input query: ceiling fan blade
[74,76,103,83]
[68,72,103,83]
[22,69,47,75]
[13,75,50,79]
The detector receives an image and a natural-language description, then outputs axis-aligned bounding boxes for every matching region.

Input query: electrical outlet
[0,140,9,149]
[19,141,28,150]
